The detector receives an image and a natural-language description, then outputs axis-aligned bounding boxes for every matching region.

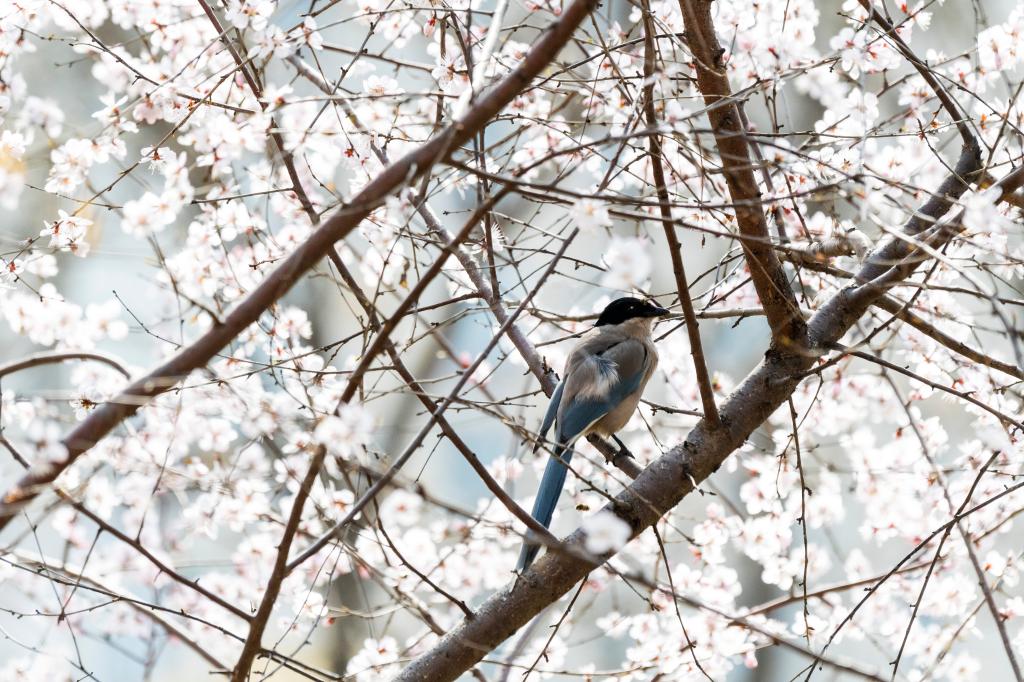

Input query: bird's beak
[644,303,670,318]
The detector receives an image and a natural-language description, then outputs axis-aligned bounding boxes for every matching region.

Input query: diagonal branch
[285,231,577,573]
[229,442,325,681]
[0,351,129,380]
[231,212,574,680]
[676,0,806,348]
[288,53,645,478]
[396,337,807,681]
[394,158,1022,682]
[198,0,321,226]
[0,0,603,533]
[394,7,1000,676]
[858,0,976,150]
[871,295,1023,380]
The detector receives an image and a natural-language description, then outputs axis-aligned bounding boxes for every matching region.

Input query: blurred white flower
[226,0,275,31]
[25,420,67,466]
[45,138,96,194]
[569,197,612,231]
[298,17,324,50]
[346,637,400,681]
[249,25,294,59]
[0,130,26,159]
[582,510,631,555]
[121,191,178,236]
[815,89,879,136]
[314,403,375,460]
[978,8,1024,73]
[602,236,651,291]
[963,186,1012,234]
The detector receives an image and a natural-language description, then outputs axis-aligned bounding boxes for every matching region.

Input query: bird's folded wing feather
[556,336,649,443]
[535,379,564,448]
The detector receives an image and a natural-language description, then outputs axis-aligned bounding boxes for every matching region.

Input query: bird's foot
[611,435,634,459]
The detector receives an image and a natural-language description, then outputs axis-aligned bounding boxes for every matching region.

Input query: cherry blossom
[39,210,91,256]
[602,236,652,291]
[581,510,631,555]
[964,186,1014,235]
[0,1,1021,680]
[225,0,275,31]
[568,196,612,231]
[313,403,376,461]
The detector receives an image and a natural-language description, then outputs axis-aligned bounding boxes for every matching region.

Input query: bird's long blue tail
[516,443,573,572]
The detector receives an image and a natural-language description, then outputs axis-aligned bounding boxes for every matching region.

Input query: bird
[517,296,669,572]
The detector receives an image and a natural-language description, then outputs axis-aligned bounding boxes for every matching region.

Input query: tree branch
[676,0,806,348]
[641,0,720,428]
[394,156,1022,682]
[0,351,130,380]
[285,231,577,573]
[0,0,603,532]
[288,53,646,479]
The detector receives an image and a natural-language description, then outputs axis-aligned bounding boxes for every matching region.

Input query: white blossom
[963,186,1014,235]
[569,197,612,231]
[581,510,631,555]
[602,236,652,291]
[313,403,375,460]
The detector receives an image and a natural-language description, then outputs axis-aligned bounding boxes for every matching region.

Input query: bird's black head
[594,297,670,327]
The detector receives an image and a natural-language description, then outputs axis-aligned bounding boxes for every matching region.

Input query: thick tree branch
[676,0,806,348]
[395,157,1022,682]
[395,44,1005,672]
[396,343,805,681]
[0,0,602,532]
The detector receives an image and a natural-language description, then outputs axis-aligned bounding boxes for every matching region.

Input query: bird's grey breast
[592,335,657,435]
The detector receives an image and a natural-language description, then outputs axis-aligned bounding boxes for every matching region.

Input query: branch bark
[676,0,806,348]
[393,111,1016,682]
[641,0,720,428]
[0,0,602,532]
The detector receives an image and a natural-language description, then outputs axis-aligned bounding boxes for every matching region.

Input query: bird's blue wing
[516,440,572,572]
[535,380,564,448]
[518,380,568,572]
[557,351,647,443]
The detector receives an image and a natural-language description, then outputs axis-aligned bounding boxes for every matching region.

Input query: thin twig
[0,351,130,380]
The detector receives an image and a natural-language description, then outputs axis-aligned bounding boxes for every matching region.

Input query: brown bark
[394,28,1021,682]
[676,0,806,348]
[641,0,720,428]
[0,0,602,531]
